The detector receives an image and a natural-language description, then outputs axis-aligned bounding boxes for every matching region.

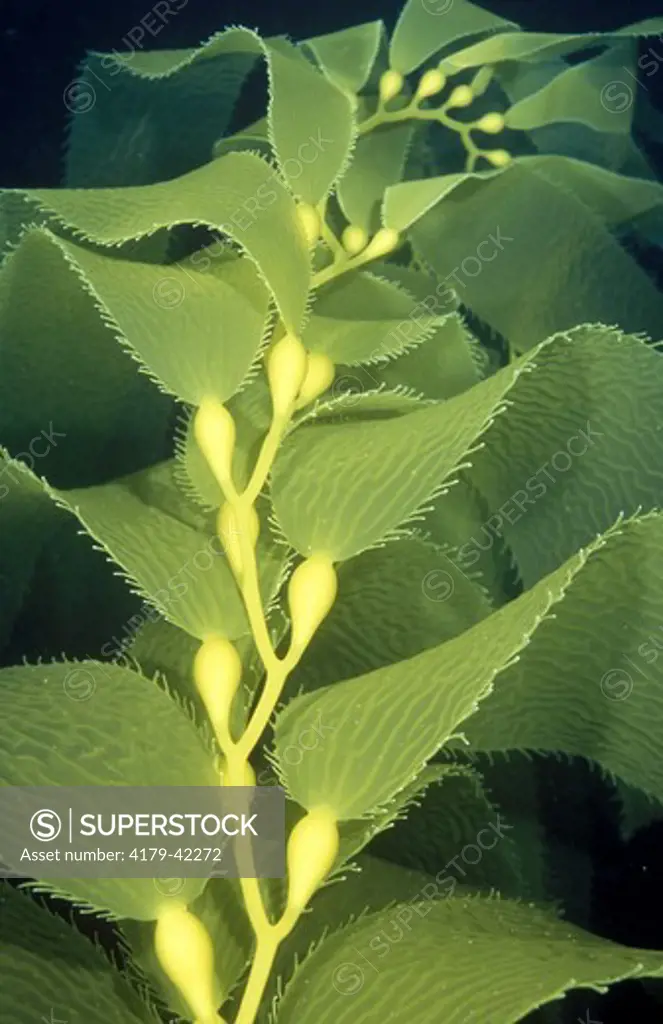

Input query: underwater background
[2,1,663,1021]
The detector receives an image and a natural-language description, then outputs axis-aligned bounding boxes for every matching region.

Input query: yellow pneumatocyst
[341,224,368,256]
[416,68,446,101]
[285,806,340,915]
[194,396,236,490]
[154,903,219,1024]
[379,69,404,104]
[446,84,474,109]
[485,148,512,167]
[193,635,242,734]
[475,111,505,134]
[287,554,338,654]
[267,333,309,419]
[297,352,335,407]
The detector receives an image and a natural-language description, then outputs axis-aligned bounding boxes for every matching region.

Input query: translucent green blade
[460,513,663,807]
[286,534,491,696]
[337,122,415,233]
[303,268,443,365]
[384,153,663,235]
[505,44,637,135]
[465,326,663,586]
[409,163,663,353]
[266,39,356,204]
[0,885,159,1023]
[0,229,172,486]
[51,461,248,641]
[443,19,663,71]
[64,28,259,186]
[372,767,528,897]
[390,0,517,75]
[0,660,217,919]
[7,151,310,333]
[52,236,270,406]
[0,451,61,652]
[303,21,384,94]
[273,536,590,819]
[271,346,537,561]
[274,894,663,1024]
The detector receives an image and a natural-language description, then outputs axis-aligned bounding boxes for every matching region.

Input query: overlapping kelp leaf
[0,452,62,653]
[389,0,517,75]
[1,151,310,333]
[0,229,173,487]
[302,20,383,95]
[46,460,287,644]
[442,16,663,71]
[336,122,415,234]
[454,513,663,803]
[370,765,528,898]
[273,530,596,820]
[461,325,663,586]
[0,885,159,1024]
[263,854,437,1016]
[284,533,491,697]
[0,660,218,919]
[387,165,663,353]
[273,323,661,566]
[271,345,537,561]
[65,21,360,191]
[36,235,272,407]
[302,269,444,364]
[274,894,663,1024]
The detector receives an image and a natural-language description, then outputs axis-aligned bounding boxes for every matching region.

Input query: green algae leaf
[336,766,450,868]
[286,534,490,697]
[122,876,252,1018]
[521,154,663,229]
[0,452,62,653]
[0,660,217,919]
[303,21,384,94]
[0,228,172,486]
[304,269,443,365]
[458,513,663,806]
[371,312,481,399]
[385,152,663,236]
[464,326,663,587]
[50,461,249,642]
[371,766,527,898]
[337,122,415,233]
[271,345,537,562]
[443,19,663,71]
[64,28,262,187]
[409,163,663,353]
[390,0,517,76]
[267,854,436,1012]
[274,894,663,1024]
[0,886,159,1024]
[273,537,593,820]
[265,39,356,204]
[505,45,636,136]
[48,235,270,406]
[6,151,310,333]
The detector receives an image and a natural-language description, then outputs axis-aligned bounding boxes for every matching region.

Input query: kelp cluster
[3,1,663,1022]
